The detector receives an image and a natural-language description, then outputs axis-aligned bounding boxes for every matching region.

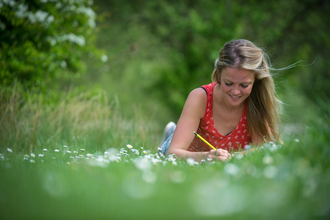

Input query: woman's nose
[231,88,240,95]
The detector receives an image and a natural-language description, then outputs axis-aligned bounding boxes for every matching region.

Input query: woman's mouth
[229,94,241,100]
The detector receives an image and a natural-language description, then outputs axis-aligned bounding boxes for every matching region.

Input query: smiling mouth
[229,94,241,99]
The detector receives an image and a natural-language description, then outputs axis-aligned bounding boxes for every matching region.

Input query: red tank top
[188,82,252,152]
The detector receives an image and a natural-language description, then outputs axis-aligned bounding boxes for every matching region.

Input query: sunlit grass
[1,137,329,219]
[0,87,329,219]
[0,85,161,154]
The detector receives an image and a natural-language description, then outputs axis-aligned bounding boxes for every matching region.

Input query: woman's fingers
[208,149,231,161]
[218,156,228,162]
[217,149,231,157]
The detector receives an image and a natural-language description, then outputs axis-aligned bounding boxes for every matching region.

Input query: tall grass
[0,85,161,155]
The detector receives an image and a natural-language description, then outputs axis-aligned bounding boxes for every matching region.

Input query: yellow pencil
[193,131,217,150]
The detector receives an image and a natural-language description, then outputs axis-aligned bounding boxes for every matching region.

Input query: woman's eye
[225,82,232,86]
[241,85,249,88]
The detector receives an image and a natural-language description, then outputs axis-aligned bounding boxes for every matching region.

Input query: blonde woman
[159,39,281,162]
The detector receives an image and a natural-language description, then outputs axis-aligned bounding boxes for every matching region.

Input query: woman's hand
[208,149,231,162]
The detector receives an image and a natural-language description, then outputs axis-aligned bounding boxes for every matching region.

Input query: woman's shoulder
[183,87,208,119]
[189,87,208,100]
[187,83,216,109]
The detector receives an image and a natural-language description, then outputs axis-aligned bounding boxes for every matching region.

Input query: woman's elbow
[167,147,176,155]
[252,135,264,146]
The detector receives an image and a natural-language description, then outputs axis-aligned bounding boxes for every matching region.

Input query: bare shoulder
[182,88,207,119]
[189,87,207,100]
[186,88,207,107]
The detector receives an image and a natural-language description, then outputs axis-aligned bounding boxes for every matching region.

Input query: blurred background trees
[87,0,329,124]
[1,0,329,126]
[0,0,103,94]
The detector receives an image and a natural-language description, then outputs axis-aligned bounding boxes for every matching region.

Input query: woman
[159,39,281,162]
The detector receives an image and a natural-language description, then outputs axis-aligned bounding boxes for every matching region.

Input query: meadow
[1,1,330,219]
[1,86,329,220]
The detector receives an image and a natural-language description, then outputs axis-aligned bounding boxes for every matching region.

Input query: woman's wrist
[169,148,209,162]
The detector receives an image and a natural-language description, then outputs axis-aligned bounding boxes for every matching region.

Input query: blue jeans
[159,133,174,156]
[158,122,176,156]
[159,132,175,156]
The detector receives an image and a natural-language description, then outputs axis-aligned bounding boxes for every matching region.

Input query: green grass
[1,87,330,219]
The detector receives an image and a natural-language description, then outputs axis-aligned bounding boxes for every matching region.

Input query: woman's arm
[252,121,272,146]
[167,88,207,161]
[167,88,230,162]
[252,134,264,146]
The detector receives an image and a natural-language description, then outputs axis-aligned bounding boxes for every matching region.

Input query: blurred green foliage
[1,0,329,125]
[0,84,160,153]
[0,0,103,92]
[1,1,329,216]
[91,0,330,122]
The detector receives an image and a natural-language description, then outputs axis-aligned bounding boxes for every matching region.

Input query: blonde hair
[212,39,281,143]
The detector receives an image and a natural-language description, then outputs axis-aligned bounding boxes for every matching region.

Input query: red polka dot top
[188,82,252,152]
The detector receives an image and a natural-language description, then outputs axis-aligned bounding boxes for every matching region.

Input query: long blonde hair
[212,39,281,143]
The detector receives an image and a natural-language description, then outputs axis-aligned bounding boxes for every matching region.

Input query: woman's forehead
[222,67,255,82]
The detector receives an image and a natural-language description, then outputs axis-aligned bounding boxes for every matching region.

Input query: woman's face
[220,67,255,107]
